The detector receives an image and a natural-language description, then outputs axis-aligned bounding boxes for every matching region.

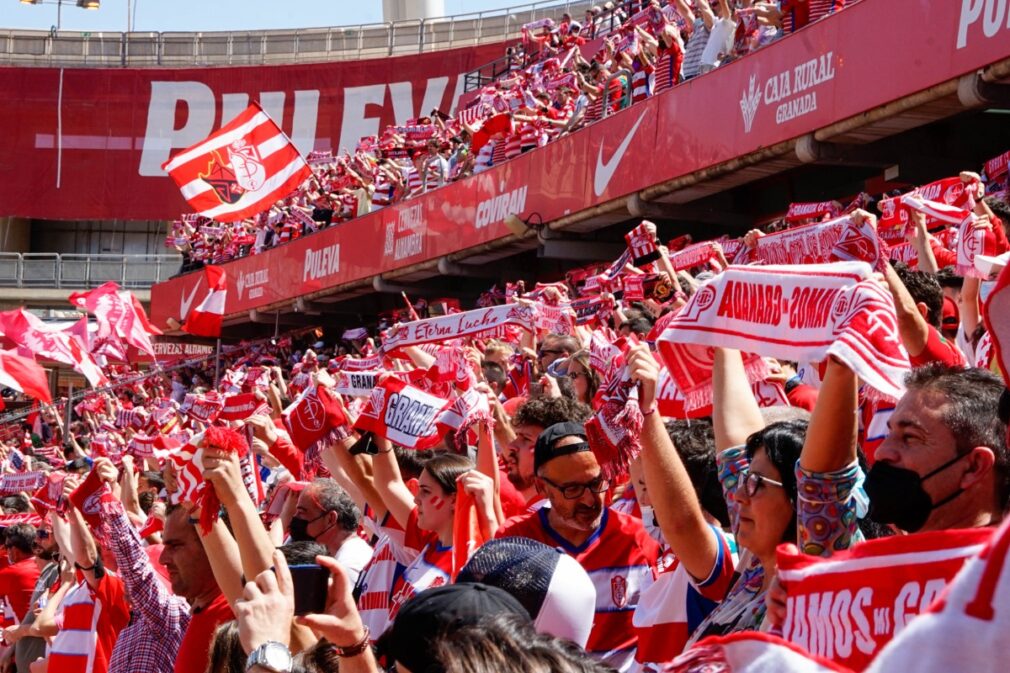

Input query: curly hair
[511,396,592,430]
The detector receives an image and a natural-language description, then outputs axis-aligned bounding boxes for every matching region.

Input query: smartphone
[348,431,377,456]
[530,382,544,397]
[289,564,330,616]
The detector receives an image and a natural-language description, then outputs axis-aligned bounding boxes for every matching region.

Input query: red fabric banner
[778,528,992,670]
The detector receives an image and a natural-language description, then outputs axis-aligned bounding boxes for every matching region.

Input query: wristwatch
[245,641,293,673]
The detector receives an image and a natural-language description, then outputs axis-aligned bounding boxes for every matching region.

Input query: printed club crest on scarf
[657,262,910,411]
[733,215,887,271]
[282,384,348,452]
[585,338,645,481]
[353,376,452,450]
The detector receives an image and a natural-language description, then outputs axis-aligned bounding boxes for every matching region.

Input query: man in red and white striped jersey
[496,422,659,673]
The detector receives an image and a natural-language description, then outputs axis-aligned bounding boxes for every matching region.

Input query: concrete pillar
[0,217,31,253]
[383,0,445,22]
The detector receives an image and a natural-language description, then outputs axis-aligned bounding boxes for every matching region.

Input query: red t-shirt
[0,557,41,622]
[910,325,966,368]
[497,471,530,519]
[175,592,234,673]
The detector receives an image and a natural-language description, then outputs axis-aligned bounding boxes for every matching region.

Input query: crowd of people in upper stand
[4,153,1010,672]
[169,0,850,272]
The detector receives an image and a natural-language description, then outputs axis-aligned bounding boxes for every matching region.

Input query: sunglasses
[742,471,785,498]
[537,349,565,358]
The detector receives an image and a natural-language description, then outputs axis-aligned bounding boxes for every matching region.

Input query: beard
[506,470,535,491]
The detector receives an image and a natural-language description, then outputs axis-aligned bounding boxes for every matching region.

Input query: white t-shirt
[335,534,375,586]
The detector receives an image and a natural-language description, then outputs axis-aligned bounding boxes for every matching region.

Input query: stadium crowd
[1,151,1010,672]
[169,0,849,271]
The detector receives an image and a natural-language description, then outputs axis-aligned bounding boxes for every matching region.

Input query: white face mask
[980,280,997,303]
[639,505,665,545]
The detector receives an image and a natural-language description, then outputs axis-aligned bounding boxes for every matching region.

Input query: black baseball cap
[533,421,590,472]
[379,583,530,673]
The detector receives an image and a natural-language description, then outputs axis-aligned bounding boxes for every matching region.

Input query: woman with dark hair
[630,344,865,652]
[348,438,499,640]
[556,350,600,407]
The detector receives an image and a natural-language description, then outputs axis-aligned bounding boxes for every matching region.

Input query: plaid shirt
[102,503,190,673]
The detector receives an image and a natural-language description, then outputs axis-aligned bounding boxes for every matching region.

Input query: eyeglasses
[539,475,610,500]
[742,471,785,498]
[537,348,565,358]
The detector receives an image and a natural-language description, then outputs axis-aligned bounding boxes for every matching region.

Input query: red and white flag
[182,266,227,337]
[0,350,51,404]
[69,282,160,361]
[0,309,106,387]
[162,102,312,223]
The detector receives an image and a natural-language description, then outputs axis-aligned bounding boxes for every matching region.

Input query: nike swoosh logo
[593,110,648,197]
[179,281,201,320]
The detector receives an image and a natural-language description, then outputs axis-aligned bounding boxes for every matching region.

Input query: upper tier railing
[0,0,594,67]
[0,253,182,289]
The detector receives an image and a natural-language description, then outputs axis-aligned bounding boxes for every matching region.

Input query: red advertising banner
[0,42,503,220]
[144,0,1010,327]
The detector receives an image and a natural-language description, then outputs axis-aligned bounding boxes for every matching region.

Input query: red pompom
[203,425,248,456]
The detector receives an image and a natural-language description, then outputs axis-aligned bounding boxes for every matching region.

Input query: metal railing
[0,0,595,67]
[0,253,182,289]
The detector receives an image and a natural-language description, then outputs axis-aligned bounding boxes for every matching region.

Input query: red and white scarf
[657,262,909,410]
[0,471,46,495]
[626,221,661,266]
[436,387,493,442]
[218,393,270,421]
[381,304,536,352]
[334,370,384,397]
[353,377,452,450]
[786,200,841,224]
[778,528,991,670]
[585,338,644,481]
[734,215,887,271]
[334,353,384,372]
[983,261,1010,388]
[900,191,982,277]
[670,241,719,272]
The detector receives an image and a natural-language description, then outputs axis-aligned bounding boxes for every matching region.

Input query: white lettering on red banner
[303,244,341,282]
[475,182,528,229]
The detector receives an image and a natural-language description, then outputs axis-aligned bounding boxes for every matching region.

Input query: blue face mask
[980,280,997,303]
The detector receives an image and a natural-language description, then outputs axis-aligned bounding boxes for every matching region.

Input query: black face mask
[288,512,329,542]
[864,454,966,533]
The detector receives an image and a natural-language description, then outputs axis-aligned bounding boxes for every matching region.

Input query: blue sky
[3,0,525,32]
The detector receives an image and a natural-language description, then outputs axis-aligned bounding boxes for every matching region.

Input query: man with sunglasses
[496,422,660,673]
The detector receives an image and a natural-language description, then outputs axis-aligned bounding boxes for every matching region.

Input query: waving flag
[69,283,160,361]
[0,350,51,403]
[182,266,227,337]
[0,309,106,387]
[162,102,312,222]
